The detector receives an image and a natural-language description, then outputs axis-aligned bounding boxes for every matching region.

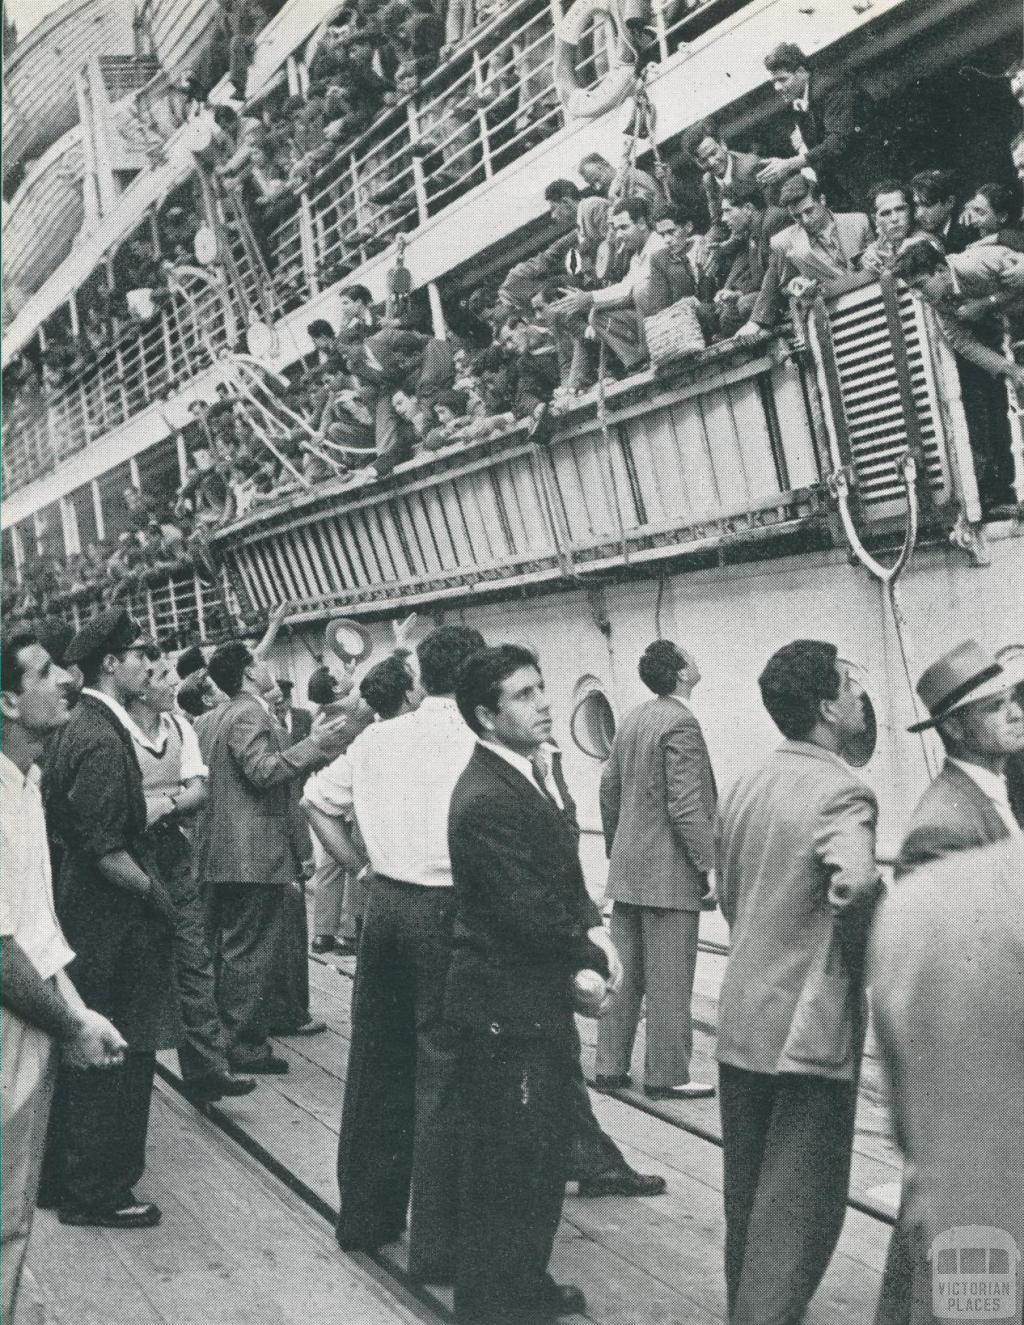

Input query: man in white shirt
[303,624,485,1284]
[2,628,127,1319]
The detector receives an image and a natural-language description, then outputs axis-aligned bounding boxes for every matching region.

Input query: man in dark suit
[42,609,183,1229]
[716,640,882,1325]
[896,640,1023,877]
[681,118,766,239]
[595,640,717,1100]
[909,169,972,256]
[758,42,870,208]
[194,642,346,1073]
[550,196,694,374]
[275,679,313,742]
[447,645,622,1323]
[700,183,782,339]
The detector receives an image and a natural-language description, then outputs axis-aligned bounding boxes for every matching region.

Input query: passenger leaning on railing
[893,235,1024,515]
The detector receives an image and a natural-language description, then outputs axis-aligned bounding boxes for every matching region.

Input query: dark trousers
[46,1051,156,1213]
[957,351,1016,509]
[265,880,311,1032]
[567,1027,627,1182]
[719,1064,857,1325]
[454,1027,573,1324]
[149,824,229,1083]
[206,880,284,1064]
[336,878,459,1278]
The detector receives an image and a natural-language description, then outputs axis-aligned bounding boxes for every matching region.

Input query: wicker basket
[644,295,706,369]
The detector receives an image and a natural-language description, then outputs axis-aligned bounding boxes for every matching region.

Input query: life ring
[553,0,641,121]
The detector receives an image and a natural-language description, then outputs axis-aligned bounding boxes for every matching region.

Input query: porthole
[570,675,616,761]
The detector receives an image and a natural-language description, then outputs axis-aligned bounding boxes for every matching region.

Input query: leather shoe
[230,1053,289,1074]
[537,1282,587,1317]
[577,1167,667,1198]
[60,1200,162,1229]
[594,1073,630,1091]
[271,1019,326,1037]
[310,935,336,954]
[644,1081,715,1100]
[186,1071,256,1103]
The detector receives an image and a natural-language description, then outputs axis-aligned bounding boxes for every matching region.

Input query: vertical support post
[176,429,189,482]
[68,292,80,337]
[11,525,25,580]
[92,479,106,543]
[129,456,142,490]
[406,101,431,225]
[428,283,447,339]
[471,49,494,181]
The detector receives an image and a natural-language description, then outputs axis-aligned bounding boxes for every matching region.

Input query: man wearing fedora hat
[873,640,1022,1325]
[897,640,1024,877]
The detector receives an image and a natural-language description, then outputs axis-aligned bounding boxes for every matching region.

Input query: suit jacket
[703,150,765,230]
[895,760,1012,878]
[870,838,1024,1324]
[592,233,694,321]
[1008,751,1024,829]
[194,692,328,886]
[600,696,716,911]
[752,211,874,327]
[284,705,313,742]
[716,741,881,1081]
[446,744,601,1038]
[42,694,182,1049]
[720,211,773,297]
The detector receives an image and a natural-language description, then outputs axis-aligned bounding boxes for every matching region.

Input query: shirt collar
[778,738,856,775]
[793,93,809,112]
[82,688,150,744]
[946,758,1013,809]
[0,749,29,792]
[664,694,692,711]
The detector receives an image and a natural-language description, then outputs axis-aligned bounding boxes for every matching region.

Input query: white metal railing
[3,0,738,496]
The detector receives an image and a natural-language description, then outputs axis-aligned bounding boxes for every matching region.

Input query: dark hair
[277,678,294,697]
[758,640,840,739]
[207,640,253,698]
[455,644,539,735]
[764,42,807,74]
[892,235,947,282]
[682,118,722,163]
[638,640,686,696]
[910,168,958,207]
[720,181,763,209]
[360,655,414,718]
[544,179,581,205]
[307,319,335,340]
[970,182,1017,224]
[579,151,611,171]
[177,644,206,679]
[417,624,486,695]
[340,285,372,306]
[176,673,209,718]
[611,196,652,227]
[779,173,821,207]
[213,106,238,130]
[2,628,39,695]
[865,179,911,214]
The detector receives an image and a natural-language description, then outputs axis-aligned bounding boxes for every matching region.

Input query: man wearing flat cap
[41,608,183,1229]
[897,639,1023,877]
[873,640,1023,1325]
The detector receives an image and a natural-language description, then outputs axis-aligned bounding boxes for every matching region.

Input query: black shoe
[270,1019,326,1037]
[186,1071,256,1103]
[577,1167,667,1198]
[311,935,336,954]
[594,1073,630,1091]
[60,1200,162,1229]
[537,1282,587,1317]
[644,1081,715,1100]
[230,1053,289,1075]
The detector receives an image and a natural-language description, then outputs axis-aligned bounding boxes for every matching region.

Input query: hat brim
[324,617,373,663]
[908,668,1014,732]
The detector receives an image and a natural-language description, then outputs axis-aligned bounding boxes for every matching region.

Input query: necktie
[530,751,554,803]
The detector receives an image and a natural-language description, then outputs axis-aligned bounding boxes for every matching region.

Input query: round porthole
[843,692,877,768]
[570,675,616,761]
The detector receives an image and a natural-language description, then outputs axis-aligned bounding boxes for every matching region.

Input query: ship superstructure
[3,0,1022,860]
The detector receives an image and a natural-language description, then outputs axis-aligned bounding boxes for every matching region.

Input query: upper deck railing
[2,0,755,498]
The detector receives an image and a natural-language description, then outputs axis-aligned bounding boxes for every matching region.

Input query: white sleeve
[176,715,208,781]
[303,751,355,817]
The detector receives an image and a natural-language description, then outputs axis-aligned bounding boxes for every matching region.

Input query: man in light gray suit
[594,640,717,1100]
[195,642,349,1074]
[716,640,882,1325]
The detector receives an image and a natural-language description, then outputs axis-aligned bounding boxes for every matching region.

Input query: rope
[595,342,630,566]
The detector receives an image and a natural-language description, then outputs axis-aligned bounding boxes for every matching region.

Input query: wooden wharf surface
[29,940,899,1324]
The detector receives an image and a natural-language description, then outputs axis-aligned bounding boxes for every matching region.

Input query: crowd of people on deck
[3,589,1023,1324]
[7,40,1024,622]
